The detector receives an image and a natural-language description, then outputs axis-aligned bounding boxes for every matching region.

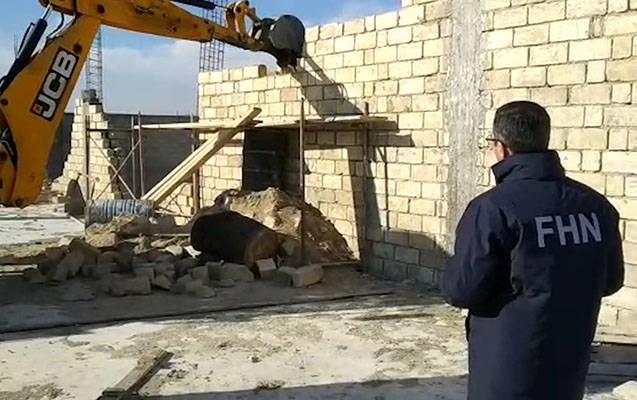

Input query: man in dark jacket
[442,101,625,400]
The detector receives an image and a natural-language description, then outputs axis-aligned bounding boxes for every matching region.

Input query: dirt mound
[212,188,354,264]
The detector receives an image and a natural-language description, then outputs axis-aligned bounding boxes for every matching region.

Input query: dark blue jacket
[442,151,624,400]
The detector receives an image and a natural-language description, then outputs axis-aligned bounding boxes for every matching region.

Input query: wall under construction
[186,0,637,329]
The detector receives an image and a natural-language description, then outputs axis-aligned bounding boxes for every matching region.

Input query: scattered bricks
[23,268,46,284]
[134,265,155,280]
[92,262,117,280]
[190,266,209,283]
[220,263,255,282]
[115,250,134,273]
[58,250,85,278]
[152,275,172,291]
[172,275,194,294]
[274,267,296,286]
[48,263,70,284]
[153,262,174,277]
[97,251,119,264]
[184,279,204,295]
[207,261,224,280]
[175,258,198,276]
[85,232,119,249]
[256,259,277,280]
[291,265,324,288]
[60,282,95,302]
[114,276,152,296]
[193,285,217,298]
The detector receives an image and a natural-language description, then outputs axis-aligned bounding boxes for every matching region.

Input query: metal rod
[131,115,138,197]
[361,102,370,267]
[138,112,146,196]
[89,136,136,199]
[191,113,201,214]
[299,99,306,266]
[93,137,142,200]
[83,115,91,218]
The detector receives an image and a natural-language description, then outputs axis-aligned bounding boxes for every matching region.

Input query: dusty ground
[0,295,620,400]
[0,204,83,244]
[0,205,621,399]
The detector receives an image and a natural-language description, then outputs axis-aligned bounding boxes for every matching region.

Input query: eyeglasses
[485,137,503,147]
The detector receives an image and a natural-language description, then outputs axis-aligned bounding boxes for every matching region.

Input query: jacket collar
[491,151,565,184]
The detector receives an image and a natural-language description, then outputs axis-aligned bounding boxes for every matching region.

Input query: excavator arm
[0,0,304,207]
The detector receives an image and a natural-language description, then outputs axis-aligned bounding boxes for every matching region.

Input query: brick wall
[191,0,636,328]
[478,0,637,327]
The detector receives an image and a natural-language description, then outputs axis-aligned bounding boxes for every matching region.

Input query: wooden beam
[99,350,173,400]
[142,108,261,204]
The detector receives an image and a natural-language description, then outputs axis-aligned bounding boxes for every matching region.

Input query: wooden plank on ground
[99,350,173,400]
[142,108,261,204]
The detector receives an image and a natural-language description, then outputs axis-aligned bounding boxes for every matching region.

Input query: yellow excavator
[0,0,305,208]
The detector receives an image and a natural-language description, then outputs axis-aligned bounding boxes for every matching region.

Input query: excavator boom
[0,1,305,208]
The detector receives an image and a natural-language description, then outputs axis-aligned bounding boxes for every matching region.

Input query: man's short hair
[493,101,551,153]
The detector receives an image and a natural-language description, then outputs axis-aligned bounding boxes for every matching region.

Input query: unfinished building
[55,0,637,329]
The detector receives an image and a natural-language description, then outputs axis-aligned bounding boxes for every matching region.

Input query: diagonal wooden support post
[142,108,262,205]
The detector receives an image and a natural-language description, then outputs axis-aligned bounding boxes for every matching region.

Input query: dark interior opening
[242,129,289,192]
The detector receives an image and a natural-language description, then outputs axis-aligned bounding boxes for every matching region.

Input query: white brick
[494,7,528,28]
[399,5,425,26]
[547,106,585,127]
[549,18,591,42]
[547,64,586,85]
[570,84,612,104]
[511,67,546,87]
[605,107,637,126]
[529,1,566,24]
[587,60,606,83]
[602,151,637,173]
[485,30,513,50]
[604,14,637,35]
[514,24,549,46]
[607,59,637,81]
[612,84,632,103]
[334,35,355,52]
[567,128,608,149]
[566,0,607,17]
[531,87,568,106]
[493,47,529,69]
[399,77,425,95]
[398,42,424,60]
[376,11,399,30]
[530,43,568,65]
[388,26,413,45]
[569,39,612,61]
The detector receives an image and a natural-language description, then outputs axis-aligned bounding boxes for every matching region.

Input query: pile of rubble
[18,214,325,300]
[204,188,355,264]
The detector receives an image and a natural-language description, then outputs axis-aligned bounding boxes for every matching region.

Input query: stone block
[190,266,209,282]
[112,276,152,296]
[605,14,637,35]
[570,84,611,105]
[256,259,277,280]
[494,7,528,29]
[570,39,612,62]
[58,250,85,278]
[134,265,155,280]
[530,43,568,66]
[92,262,117,280]
[97,251,119,264]
[291,265,324,288]
[172,275,194,294]
[511,67,546,87]
[607,59,637,82]
[23,268,46,284]
[152,274,172,291]
[529,1,565,23]
[274,267,296,286]
[175,258,198,276]
[514,24,549,46]
[213,279,236,288]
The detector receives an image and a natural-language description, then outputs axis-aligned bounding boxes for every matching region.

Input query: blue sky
[0,0,399,114]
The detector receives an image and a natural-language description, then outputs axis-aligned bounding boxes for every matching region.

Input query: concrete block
[92,262,117,280]
[153,262,174,276]
[220,263,255,282]
[85,232,119,249]
[175,258,198,276]
[291,265,324,288]
[134,265,155,280]
[58,250,85,278]
[23,268,46,284]
[172,275,194,294]
[190,266,209,282]
[256,259,277,280]
[152,275,172,291]
[118,276,152,296]
[97,251,119,264]
[529,1,565,24]
[274,267,296,286]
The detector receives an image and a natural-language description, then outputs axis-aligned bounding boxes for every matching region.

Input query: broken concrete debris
[274,265,324,288]
[22,268,46,284]
[614,381,637,400]
[256,259,277,280]
[208,262,254,282]
[152,275,173,291]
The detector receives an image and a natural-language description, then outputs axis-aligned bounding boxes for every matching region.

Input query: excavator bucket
[257,15,306,69]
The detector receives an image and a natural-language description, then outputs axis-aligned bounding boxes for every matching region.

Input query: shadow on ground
[146,376,468,400]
